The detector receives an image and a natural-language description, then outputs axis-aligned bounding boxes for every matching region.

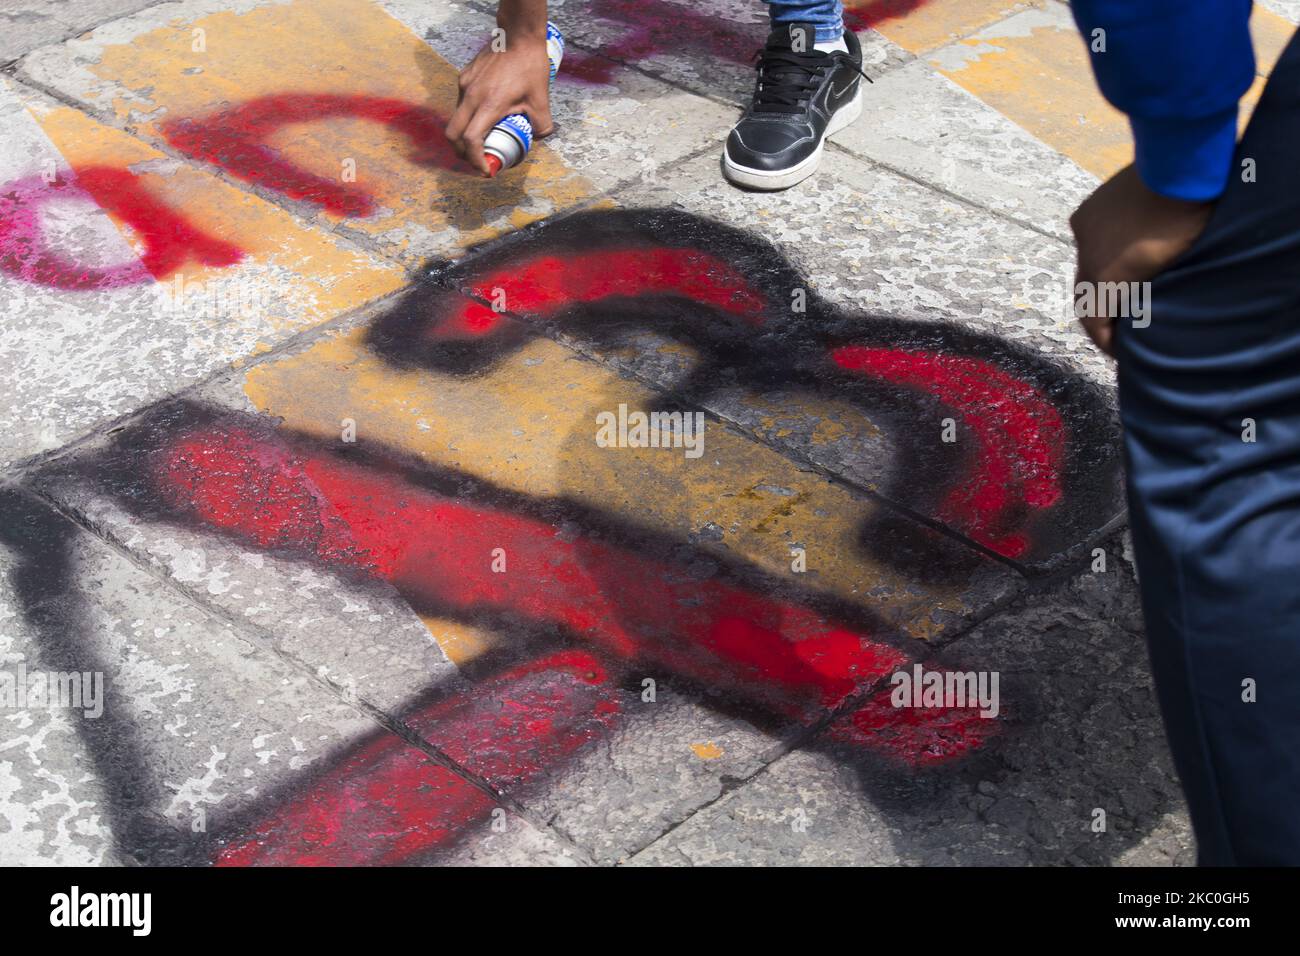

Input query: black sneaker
[723,23,867,190]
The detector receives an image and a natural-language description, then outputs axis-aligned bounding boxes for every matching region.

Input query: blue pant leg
[1119,27,1300,866]
[764,0,845,42]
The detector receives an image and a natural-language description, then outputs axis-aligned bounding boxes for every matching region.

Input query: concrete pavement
[4,0,1282,866]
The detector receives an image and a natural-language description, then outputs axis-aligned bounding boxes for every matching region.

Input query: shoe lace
[750,47,871,114]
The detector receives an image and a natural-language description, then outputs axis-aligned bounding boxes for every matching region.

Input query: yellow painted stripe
[22,95,405,334]
[926,9,1129,179]
[1252,8,1297,77]
[909,5,1290,181]
[241,323,997,663]
[73,0,592,263]
[862,0,1046,55]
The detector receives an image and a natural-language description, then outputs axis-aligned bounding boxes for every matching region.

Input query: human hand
[1069,164,1214,356]
[446,27,553,176]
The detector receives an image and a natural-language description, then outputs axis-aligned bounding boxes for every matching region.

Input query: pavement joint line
[458,0,918,110]
[555,325,1043,575]
[823,138,1083,248]
[613,666,903,861]
[998,508,1131,594]
[620,599,1001,861]
[554,133,730,204]
[620,732,797,863]
[0,276,420,484]
[6,48,716,276]
[20,478,602,865]
[433,261,1065,580]
[0,0,173,76]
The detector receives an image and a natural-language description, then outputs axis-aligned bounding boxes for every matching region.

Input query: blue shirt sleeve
[1071,0,1256,200]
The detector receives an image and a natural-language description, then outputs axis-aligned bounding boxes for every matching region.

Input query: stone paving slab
[1,1,75,64]
[388,0,738,196]
[631,542,1194,866]
[1263,0,1300,24]
[858,0,1043,54]
[829,58,1098,240]
[481,0,800,112]
[0,0,164,63]
[0,488,121,865]
[924,1,1295,183]
[500,0,917,111]
[0,0,1214,867]
[0,483,578,865]
[16,0,596,265]
[433,158,1124,572]
[27,294,1023,861]
[0,76,405,470]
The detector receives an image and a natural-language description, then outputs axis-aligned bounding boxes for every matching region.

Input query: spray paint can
[483,21,564,176]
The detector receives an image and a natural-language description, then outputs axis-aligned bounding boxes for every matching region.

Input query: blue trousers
[1119,28,1300,865]
[766,0,844,42]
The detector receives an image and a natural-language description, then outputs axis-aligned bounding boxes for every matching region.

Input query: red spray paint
[431,247,767,340]
[0,167,242,290]
[161,94,458,217]
[156,424,905,719]
[834,346,1064,559]
[217,650,619,865]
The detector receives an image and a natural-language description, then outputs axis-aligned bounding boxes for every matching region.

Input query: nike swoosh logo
[829,79,856,101]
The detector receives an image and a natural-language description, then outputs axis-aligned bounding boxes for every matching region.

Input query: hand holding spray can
[482,21,563,176]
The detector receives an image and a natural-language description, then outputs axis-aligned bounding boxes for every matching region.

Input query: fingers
[445,38,554,174]
[1077,312,1116,358]
[447,48,492,168]
[531,100,555,139]
[461,109,499,176]
[1072,262,1118,358]
[446,87,504,175]
[444,101,472,161]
